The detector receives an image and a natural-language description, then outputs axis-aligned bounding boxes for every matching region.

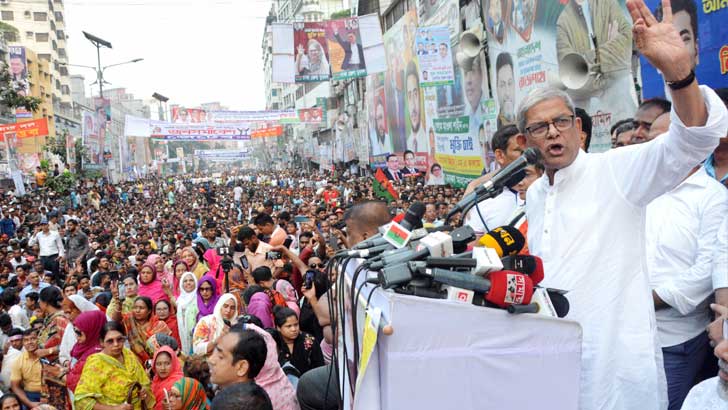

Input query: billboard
[7,46,29,96]
[0,118,49,174]
[327,17,367,80]
[416,26,455,87]
[294,22,331,82]
[171,107,207,123]
[151,123,252,140]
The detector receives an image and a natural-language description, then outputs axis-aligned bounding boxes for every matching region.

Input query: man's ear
[235,359,250,379]
[515,134,527,148]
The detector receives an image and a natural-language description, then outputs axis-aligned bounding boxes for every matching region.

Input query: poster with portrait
[0,119,48,174]
[171,107,207,123]
[298,107,323,124]
[485,0,635,153]
[326,17,367,80]
[294,22,331,82]
[82,111,102,166]
[640,0,727,99]
[416,26,455,87]
[366,73,393,160]
[7,46,29,97]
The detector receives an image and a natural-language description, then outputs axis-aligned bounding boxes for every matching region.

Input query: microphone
[352,202,426,250]
[547,290,570,318]
[448,148,540,218]
[500,255,544,285]
[477,226,525,257]
[368,230,454,270]
[485,270,535,308]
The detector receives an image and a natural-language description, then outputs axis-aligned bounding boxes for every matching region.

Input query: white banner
[151,123,252,140]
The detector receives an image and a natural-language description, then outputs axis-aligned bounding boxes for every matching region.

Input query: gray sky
[64,0,273,110]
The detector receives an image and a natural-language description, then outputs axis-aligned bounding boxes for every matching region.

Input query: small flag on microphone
[383,221,412,249]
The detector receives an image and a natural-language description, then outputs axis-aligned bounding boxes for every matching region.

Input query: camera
[217,246,234,272]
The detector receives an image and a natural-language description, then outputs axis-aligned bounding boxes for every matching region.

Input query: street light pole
[82,32,112,98]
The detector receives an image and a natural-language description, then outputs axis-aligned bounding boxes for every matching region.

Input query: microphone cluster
[351,201,568,317]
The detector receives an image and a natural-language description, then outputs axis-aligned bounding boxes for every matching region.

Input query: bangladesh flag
[373,168,399,203]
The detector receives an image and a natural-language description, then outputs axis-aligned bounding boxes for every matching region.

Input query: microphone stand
[449,187,503,227]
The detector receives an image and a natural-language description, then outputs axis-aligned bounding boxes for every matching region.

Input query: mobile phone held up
[266,251,282,260]
[304,270,316,289]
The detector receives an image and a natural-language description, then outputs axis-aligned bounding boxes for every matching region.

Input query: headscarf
[248,292,274,329]
[247,323,300,410]
[202,249,224,291]
[275,280,300,316]
[196,275,219,320]
[172,377,210,410]
[182,247,200,271]
[211,294,238,341]
[70,310,106,361]
[137,263,168,304]
[68,294,100,313]
[148,254,173,286]
[177,272,198,312]
[151,346,184,410]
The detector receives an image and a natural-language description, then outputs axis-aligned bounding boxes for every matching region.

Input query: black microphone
[547,291,570,318]
[352,202,426,250]
[448,148,541,218]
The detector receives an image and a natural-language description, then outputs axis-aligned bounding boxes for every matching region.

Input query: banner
[171,107,207,123]
[272,23,296,83]
[251,124,283,138]
[151,123,252,140]
[194,149,249,161]
[433,116,481,188]
[206,110,299,124]
[7,46,29,96]
[641,0,727,99]
[316,97,328,125]
[485,0,634,152]
[327,17,367,80]
[298,107,323,124]
[294,22,331,82]
[415,26,455,87]
[0,118,49,174]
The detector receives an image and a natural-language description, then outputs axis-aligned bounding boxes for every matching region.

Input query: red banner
[251,125,284,138]
[0,118,49,140]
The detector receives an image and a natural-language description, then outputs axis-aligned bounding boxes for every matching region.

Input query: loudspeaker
[559,52,590,90]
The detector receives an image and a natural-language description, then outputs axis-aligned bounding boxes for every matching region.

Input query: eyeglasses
[525,115,575,138]
[104,336,126,345]
[309,263,325,269]
[199,287,213,293]
[74,328,82,337]
[632,119,652,131]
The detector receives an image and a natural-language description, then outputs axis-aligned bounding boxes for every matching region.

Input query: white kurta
[526,86,728,410]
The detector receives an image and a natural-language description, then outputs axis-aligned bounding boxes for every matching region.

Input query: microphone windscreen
[478,226,525,257]
[402,201,426,230]
[547,291,570,318]
[486,270,534,308]
[501,255,544,286]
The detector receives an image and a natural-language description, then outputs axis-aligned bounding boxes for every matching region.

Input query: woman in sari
[176,272,198,355]
[192,294,238,356]
[150,346,183,410]
[109,285,171,364]
[67,311,106,395]
[59,294,99,367]
[171,261,190,298]
[196,275,219,321]
[180,247,208,280]
[74,321,154,410]
[154,300,180,348]
[165,378,209,410]
[137,264,171,305]
[37,286,71,410]
[146,255,173,287]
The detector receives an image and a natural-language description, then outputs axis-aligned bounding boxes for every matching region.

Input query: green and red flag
[373,167,398,203]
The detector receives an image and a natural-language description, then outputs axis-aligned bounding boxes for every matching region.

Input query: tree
[0,23,43,113]
[330,9,352,19]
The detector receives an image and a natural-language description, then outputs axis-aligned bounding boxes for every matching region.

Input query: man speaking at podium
[519,0,728,409]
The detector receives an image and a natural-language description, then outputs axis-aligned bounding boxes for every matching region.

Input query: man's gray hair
[516,87,576,133]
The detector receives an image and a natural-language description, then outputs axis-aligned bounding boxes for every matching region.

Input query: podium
[341,263,583,410]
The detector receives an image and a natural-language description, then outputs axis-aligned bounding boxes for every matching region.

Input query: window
[61,85,69,95]
[271,89,278,96]
[56,30,64,40]
[26,31,33,39]
[52,40,57,50]
[38,53,51,61]
[54,12,63,22]
[24,10,31,19]
[35,32,49,42]
[58,48,66,59]
[33,12,48,21]
[1,11,14,21]
[59,66,68,76]
[4,31,17,42]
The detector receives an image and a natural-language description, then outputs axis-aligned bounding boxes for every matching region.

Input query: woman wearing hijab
[166,377,209,410]
[180,247,208,280]
[172,260,191,298]
[154,299,180,348]
[202,249,223,289]
[192,294,238,356]
[176,272,198,355]
[150,346,183,410]
[275,280,300,317]
[59,294,99,367]
[196,275,219,321]
[147,254,173,287]
[137,263,172,305]
[246,323,300,410]
[108,288,172,364]
[67,311,107,395]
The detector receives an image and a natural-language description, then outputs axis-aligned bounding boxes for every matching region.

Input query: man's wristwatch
[666,69,695,90]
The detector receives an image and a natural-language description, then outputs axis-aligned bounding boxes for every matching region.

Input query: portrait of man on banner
[485,0,508,43]
[294,22,330,82]
[7,46,29,96]
[327,17,366,80]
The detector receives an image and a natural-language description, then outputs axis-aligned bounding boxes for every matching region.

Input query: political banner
[7,46,29,97]
[415,26,455,87]
[0,118,49,174]
[366,73,392,158]
[251,124,284,138]
[151,123,252,140]
[194,149,249,160]
[272,23,296,83]
[640,0,727,99]
[171,107,207,123]
[327,17,367,80]
[316,97,328,125]
[294,22,331,82]
[485,0,635,153]
[206,110,299,124]
[298,107,323,124]
[433,116,482,188]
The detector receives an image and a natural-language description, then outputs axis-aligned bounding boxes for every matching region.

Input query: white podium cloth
[341,264,583,410]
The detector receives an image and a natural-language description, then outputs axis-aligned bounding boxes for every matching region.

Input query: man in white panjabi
[520,0,728,408]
